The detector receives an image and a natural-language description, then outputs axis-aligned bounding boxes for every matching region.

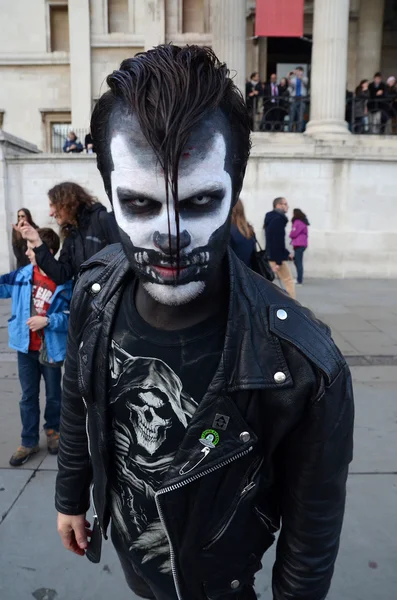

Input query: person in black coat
[246,72,262,130]
[17,182,120,285]
[261,74,285,131]
[368,72,387,133]
[264,197,295,299]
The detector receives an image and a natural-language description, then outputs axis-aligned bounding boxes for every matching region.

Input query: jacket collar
[211,249,292,392]
[83,245,293,392]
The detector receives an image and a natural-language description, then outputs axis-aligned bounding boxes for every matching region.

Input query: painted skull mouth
[133,250,210,283]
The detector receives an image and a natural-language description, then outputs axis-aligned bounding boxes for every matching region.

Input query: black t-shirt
[108,278,225,589]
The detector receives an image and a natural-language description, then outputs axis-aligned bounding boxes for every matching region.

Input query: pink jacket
[289,219,308,248]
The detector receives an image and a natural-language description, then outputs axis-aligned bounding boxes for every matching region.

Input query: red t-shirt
[29,266,57,351]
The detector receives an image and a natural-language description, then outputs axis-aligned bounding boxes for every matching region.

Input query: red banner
[255,0,304,37]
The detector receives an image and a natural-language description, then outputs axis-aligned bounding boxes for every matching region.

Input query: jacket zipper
[202,480,256,551]
[155,445,253,600]
[82,396,101,534]
[202,456,263,551]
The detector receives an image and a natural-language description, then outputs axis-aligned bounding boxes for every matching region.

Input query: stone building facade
[1,0,397,278]
[1,0,397,149]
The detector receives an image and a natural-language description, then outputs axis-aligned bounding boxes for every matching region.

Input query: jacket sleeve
[55,291,92,515]
[273,364,354,600]
[34,240,75,285]
[289,221,304,240]
[0,270,19,298]
[47,310,69,333]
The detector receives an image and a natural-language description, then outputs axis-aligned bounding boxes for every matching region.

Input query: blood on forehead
[108,107,233,177]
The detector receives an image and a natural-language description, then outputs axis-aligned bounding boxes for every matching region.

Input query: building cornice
[0,52,70,66]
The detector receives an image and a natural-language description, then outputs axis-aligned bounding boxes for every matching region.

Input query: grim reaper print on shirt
[109,340,197,573]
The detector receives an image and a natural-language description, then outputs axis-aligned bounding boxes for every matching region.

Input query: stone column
[258,37,268,81]
[144,0,165,51]
[68,0,91,130]
[305,0,350,137]
[357,0,385,82]
[212,0,246,95]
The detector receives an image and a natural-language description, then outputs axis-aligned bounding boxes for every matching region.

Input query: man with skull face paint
[56,46,354,600]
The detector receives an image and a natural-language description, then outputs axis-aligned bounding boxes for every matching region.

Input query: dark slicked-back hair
[91,45,251,248]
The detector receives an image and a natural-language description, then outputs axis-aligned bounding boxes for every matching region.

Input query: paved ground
[0,279,396,600]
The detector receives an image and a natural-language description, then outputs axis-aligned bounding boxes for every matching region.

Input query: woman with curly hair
[12,208,39,268]
[18,182,119,284]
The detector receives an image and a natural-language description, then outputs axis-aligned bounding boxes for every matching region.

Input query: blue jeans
[294,247,306,284]
[289,100,306,132]
[17,351,62,447]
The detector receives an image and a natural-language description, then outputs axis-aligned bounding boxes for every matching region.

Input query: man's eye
[189,195,212,206]
[128,198,152,208]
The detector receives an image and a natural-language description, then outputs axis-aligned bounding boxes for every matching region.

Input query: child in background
[0,228,72,466]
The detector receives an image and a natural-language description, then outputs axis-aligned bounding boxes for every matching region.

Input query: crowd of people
[3,182,120,466]
[230,197,309,301]
[63,131,95,154]
[248,68,397,134]
[0,44,354,600]
[246,67,309,132]
[348,71,397,134]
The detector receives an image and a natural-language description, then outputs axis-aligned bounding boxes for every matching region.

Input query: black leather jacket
[55,245,354,600]
[34,204,120,285]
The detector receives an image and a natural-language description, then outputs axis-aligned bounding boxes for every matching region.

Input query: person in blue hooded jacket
[0,227,72,466]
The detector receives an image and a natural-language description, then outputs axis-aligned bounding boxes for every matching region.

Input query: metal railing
[250,96,311,133]
[51,125,91,153]
[250,94,397,135]
[347,95,397,135]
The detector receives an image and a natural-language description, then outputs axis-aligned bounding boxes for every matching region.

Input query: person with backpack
[290,208,309,285]
[0,228,72,466]
[16,182,120,285]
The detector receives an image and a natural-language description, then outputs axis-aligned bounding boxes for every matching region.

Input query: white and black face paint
[110,114,233,306]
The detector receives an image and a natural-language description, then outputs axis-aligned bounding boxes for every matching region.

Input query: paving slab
[340,330,397,356]
[324,314,379,332]
[351,366,397,384]
[350,378,397,473]
[256,475,397,600]
[329,331,359,356]
[0,470,133,600]
[0,469,32,523]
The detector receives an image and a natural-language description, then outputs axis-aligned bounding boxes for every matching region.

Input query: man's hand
[70,144,77,150]
[14,222,42,246]
[376,89,384,96]
[57,513,91,556]
[271,263,280,273]
[27,316,48,332]
[289,253,294,261]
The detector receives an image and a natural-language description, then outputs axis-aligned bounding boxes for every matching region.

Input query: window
[41,111,71,152]
[108,0,129,33]
[50,5,69,52]
[183,0,205,34]
[0,111,4,129]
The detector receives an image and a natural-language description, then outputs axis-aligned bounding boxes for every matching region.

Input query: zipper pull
[240,481,256,496]
[179,446,211,475]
